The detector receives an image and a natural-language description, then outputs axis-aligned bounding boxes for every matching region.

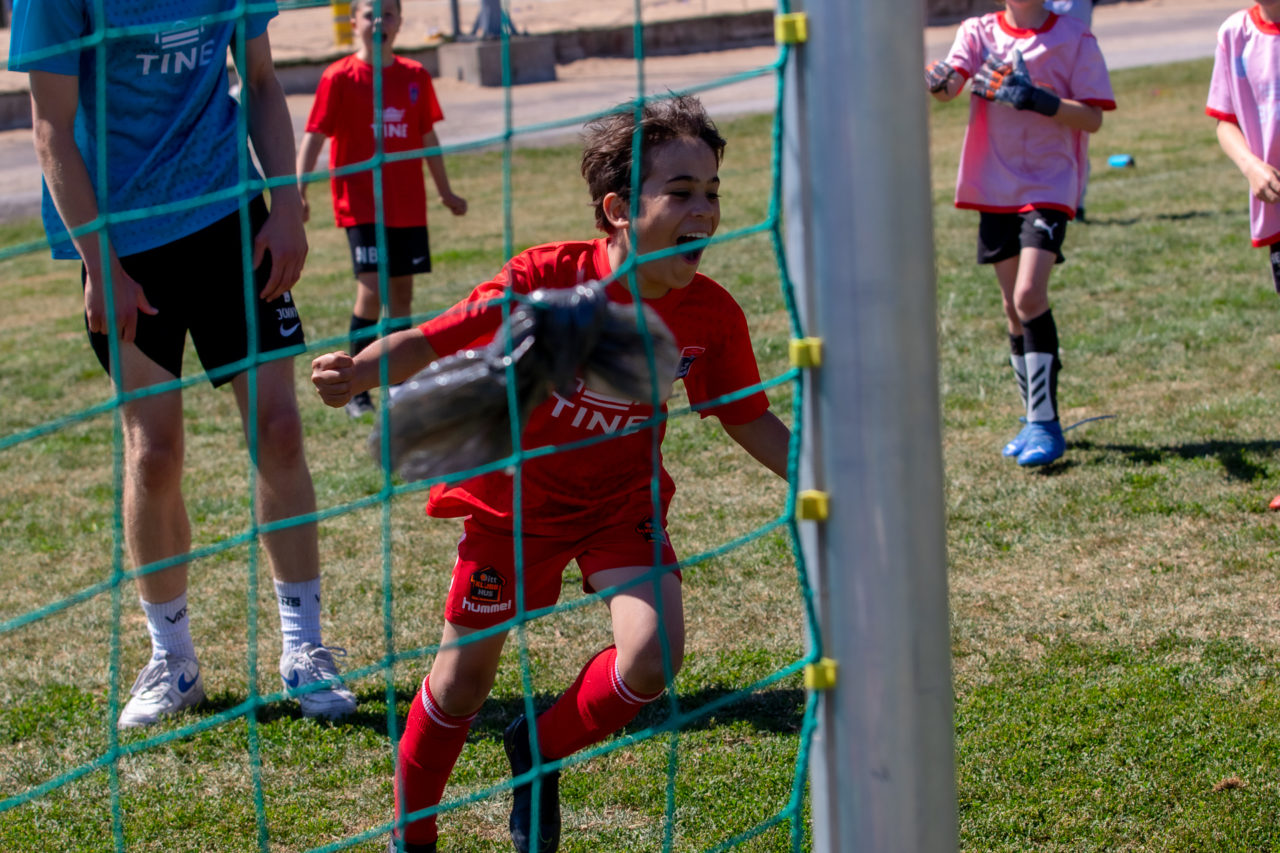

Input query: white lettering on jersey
[136,26,217,76]
[372,106,410,140]
[548,379,651,435]
[461,598,512,614]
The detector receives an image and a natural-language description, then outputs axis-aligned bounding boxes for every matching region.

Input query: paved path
[0,0,1243,223]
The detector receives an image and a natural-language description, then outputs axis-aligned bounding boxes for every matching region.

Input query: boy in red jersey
[298,0,467,418]
[312,95,790,853]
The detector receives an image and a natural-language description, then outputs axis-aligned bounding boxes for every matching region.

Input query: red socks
[394,648,661,843]
[394,678,476,845]
[535,645,663,761]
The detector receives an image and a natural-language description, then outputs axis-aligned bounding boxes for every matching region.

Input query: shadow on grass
[196,682,806,740]
[1073,436,1280,482]
[1081,209,1219,227]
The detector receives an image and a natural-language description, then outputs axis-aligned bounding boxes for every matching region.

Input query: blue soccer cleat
[1001,422,1034,458]
[1016,420,1065,467]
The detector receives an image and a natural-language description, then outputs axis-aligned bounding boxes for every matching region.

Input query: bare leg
[595,567,685,695]
[354,272,415,323]
[231,356,317,583]
[117,345,189,604]
[427,621,509,716]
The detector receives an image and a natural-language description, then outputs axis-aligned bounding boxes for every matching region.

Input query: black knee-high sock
[1008,333,1027,412]
[1021,309,1060,423]
[349,314,378,357]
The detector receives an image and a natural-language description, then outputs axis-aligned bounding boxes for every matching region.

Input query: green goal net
[0,1,823,850]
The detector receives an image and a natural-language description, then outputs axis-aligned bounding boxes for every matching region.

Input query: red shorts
[444,507,680,629]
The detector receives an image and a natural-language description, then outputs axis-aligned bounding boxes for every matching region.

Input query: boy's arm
[239,31,307,300]
[423,129,467,215]
[28,69,157,343]
[296,131,327,223]
[1217,120,1280,204]
[311,327,439,408]
[721,411,791,480]
[1051,99,1103,133]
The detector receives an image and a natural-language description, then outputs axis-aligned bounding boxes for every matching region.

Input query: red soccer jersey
[418,238,771,533]
[305,55,444,228]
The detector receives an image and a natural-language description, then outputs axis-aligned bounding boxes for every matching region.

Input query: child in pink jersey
[1209,2,1280,278]
[1208,0,1280,507]
[926,0,1115,466]
[311,95,790,853]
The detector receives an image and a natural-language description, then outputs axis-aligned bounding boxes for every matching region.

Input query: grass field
[3,54,1280,852]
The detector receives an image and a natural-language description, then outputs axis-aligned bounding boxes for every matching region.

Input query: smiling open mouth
[676,232,709,261]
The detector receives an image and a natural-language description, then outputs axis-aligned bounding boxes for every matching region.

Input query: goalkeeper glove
[924,60,956,94]
[971,49,1060,117]
[371,285,678,481]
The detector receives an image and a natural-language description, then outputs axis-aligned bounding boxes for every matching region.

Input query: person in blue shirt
[9,0,357,728]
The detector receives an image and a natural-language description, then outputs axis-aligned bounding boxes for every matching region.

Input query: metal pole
[473,0,504,38]
[450,0,461,39]
[784,0,958,849]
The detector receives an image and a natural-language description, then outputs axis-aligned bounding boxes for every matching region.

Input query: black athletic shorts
[85,195,306,388]
[1269,246,1280,294]
[346,224,431,277]
[977,209,1069,265]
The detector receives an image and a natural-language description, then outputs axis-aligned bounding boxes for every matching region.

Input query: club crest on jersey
[676,346,705,379]
[635,516,669,546]
[409,83,420,103]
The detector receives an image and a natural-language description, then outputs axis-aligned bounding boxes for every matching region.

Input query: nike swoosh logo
[279,322,301,337]
[178,672,198,693]
[284,671,301,689]
[412,256,427,265]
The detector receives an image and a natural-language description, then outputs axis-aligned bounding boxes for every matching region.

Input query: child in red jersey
[311,95,790,853]
[298,0,467,419]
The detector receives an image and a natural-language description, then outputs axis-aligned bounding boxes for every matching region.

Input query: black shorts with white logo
[346,224,431,277]
[85,195,306,388]
[977,208,1069,265]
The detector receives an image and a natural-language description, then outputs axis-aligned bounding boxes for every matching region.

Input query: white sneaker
[118,654,205,729]
[279,643,357,720]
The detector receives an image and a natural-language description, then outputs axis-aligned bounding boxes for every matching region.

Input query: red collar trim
[997,10,1058,37]
[1251,5,1280,35]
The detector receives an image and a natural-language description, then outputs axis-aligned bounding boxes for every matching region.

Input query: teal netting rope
[0,0,823,850]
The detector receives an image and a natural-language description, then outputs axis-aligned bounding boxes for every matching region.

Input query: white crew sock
[141,592,196,661]
[274,578,323,652]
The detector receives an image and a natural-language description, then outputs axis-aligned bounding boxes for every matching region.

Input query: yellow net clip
[789,337,823,369]
[804,657,838,690]
[775,12,808,45]
[796,489,829,522]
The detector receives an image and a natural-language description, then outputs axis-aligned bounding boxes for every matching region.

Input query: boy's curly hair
[580,94,726,234]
